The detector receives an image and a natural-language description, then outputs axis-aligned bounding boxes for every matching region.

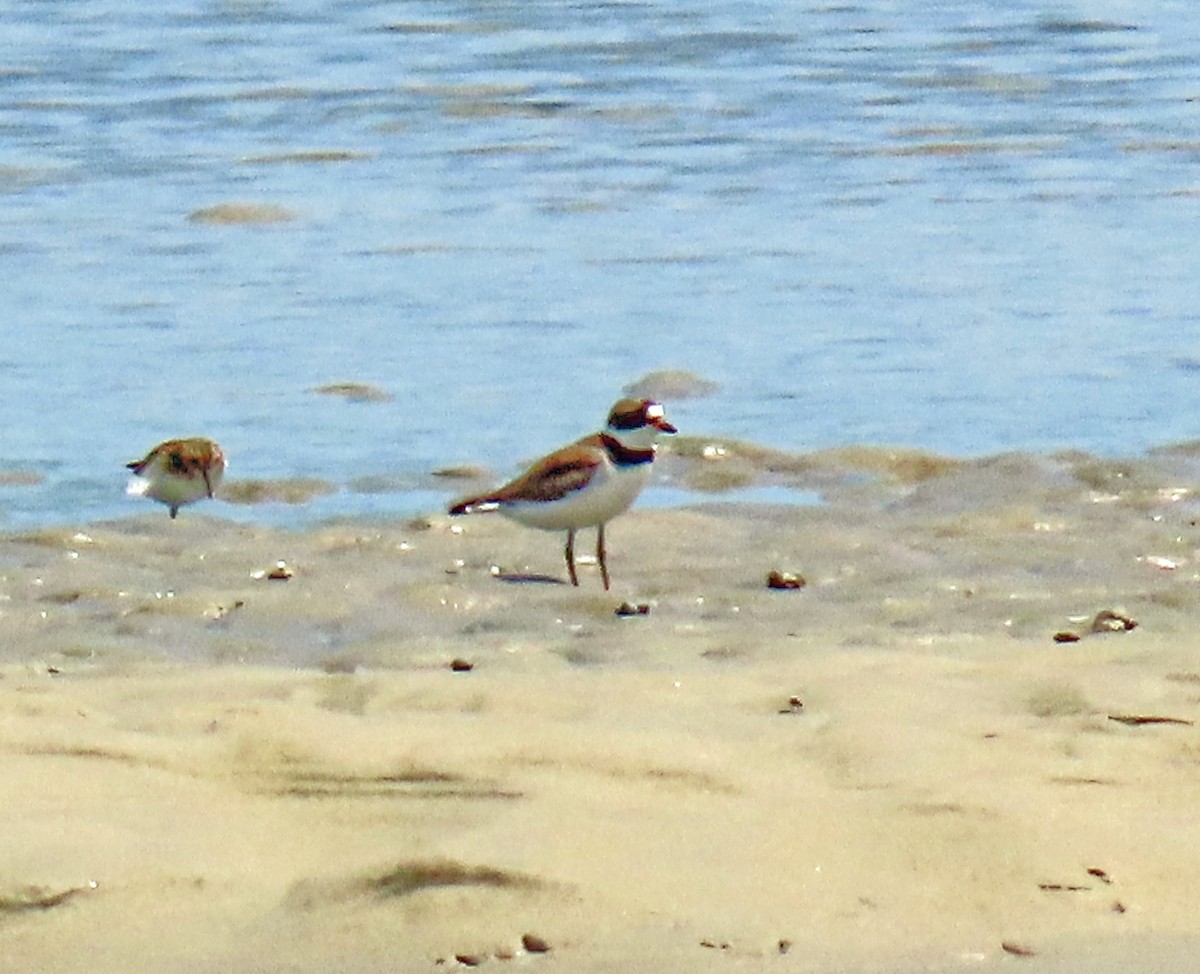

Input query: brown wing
[448,441,605,515]
[126,438,222,475]
[490,443,604,505]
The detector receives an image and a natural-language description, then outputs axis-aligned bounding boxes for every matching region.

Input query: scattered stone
[251,561,294,581]
[450,658,474,673]
[778,695,805,715]
[615,601,651,617]
[777,939,792,955]
[1001,941,1037,957]
[767,570,806,590]
[520,933,551,954]
[1053,631,1081,643]
[454,954,483,967]
[1090,609,1137,633]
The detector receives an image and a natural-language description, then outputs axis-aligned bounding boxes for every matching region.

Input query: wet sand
[4,446,1200,972]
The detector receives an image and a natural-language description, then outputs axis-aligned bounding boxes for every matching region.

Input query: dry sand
[4,450,1200,972]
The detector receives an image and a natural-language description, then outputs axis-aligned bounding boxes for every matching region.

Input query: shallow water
[3,0,1199,527]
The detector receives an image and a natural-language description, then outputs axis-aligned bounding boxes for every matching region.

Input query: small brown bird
[449,399,676,588]
[125,437,226,518]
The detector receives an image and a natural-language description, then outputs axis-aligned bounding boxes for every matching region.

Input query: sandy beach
[4,445,1200,972]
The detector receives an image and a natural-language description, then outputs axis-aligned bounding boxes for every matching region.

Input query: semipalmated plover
[449,399,676,589]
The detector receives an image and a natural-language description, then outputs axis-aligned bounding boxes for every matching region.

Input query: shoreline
[6,431,1200,532]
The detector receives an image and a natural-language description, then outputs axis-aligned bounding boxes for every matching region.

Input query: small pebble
[1091,609,1138,633]
[1052,631,1081,643]
[521,933,551,954]
[778,695,805,715]
[767,570,806,590]
[450,658,474,672]
[615,601,651,617]
[454,954,483,967]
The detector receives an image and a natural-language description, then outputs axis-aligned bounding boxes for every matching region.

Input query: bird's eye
[169,453,185,471]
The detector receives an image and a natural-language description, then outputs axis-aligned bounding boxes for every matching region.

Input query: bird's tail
[448,496,501,516]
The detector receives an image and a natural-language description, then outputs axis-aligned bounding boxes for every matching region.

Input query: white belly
[500,462,650,531]
[127,466,224,510]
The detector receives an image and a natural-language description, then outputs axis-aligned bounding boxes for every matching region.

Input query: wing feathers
[448,444,602,514]
[494,444,601,504]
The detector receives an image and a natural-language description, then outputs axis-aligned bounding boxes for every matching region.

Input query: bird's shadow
[495,571,567,586]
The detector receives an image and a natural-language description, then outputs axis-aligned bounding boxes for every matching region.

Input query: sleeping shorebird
[448,398,676,589]
[125,437,226,518]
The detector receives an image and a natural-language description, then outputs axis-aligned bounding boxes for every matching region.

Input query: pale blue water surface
[2,0,1199,527]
